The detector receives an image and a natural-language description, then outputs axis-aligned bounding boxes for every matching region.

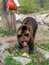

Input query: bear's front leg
[19,43,23,50]
[28,40,34,54]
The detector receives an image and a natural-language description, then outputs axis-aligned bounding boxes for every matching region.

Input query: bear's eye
[17,34,22,38]
[25,34,29,37]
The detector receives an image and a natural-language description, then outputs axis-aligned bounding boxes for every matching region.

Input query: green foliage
[39,42,49,52]
[44,0,49,10]
[19,0,40,14]
[26,58,36,65]
[34,50,44,58]
[18,0,49,14]
[40,61,49,65]
[36,40,49,52]
[13,45,22,56]
[5,56,22,65]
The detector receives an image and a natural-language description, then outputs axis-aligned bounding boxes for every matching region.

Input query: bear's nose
[22,42,27,47]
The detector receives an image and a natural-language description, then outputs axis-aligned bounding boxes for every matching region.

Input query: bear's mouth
[22,42,27,47]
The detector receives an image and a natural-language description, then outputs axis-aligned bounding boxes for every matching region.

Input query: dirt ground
[0,62,3,65]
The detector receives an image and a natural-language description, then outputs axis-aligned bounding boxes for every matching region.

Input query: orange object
[7,0,17,10]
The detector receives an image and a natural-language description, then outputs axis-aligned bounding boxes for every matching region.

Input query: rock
[44,53,49,59]
[13,57,31,65]
[35,15,44,25]
[15,14,24,21]
[0,48,10,63]
[0,36,18,64]
[40,14,49,25]
[0,36,17,63]
[44,17,49,24]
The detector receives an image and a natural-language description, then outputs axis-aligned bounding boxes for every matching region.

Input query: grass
[5,56,22,65]
[12,45,45,65]
[26,58,36,65]
[40,61,49,65]
[4,45,45,65]
[4,44,45,65]
[26,50,45,65]
[42,30,49,37]
[18,0,40,14]
[36,28,49,52]
[36,40,49,52]
[4,46,49,65]
[18,0,49,14]
[0,27,16,36]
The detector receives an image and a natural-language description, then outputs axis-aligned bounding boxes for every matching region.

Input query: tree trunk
[40,0,44,8]
[1,0,16,32]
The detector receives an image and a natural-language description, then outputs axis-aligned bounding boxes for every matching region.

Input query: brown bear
[17,17,38,54]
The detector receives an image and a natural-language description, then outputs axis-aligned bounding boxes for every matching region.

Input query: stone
[44,17,49,24]
[35,15,44,25]
[0,36,17,63]
[13,57,31,65]
[15,14,24,21]
[44,53,49,59]
[0,49,10,63]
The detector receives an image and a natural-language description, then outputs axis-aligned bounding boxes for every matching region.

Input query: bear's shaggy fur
[17,17,38,54]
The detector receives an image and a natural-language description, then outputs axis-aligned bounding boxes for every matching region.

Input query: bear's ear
[17,30,21,35]
[17,26,22,34]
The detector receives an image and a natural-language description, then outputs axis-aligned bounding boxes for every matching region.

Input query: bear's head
[17,25,33,47]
